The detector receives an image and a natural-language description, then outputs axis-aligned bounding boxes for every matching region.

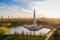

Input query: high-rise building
[1,16,3,19]
[8,16,9,19]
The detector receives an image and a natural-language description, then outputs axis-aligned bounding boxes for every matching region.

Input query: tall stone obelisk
[24,9,42,35]
[33,9,37,27]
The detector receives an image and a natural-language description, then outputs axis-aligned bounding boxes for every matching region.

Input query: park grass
[0,32,46,40]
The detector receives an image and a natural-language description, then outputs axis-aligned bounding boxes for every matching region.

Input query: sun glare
[34,8,60,18]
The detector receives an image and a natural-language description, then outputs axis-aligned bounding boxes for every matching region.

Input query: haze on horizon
[0,0,60,18]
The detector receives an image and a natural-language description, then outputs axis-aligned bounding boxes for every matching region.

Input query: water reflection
[9,26,51,35]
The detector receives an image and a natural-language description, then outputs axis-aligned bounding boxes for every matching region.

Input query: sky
[0,0,60,18]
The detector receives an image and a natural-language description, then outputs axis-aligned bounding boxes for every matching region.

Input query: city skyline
[0,0,60,18]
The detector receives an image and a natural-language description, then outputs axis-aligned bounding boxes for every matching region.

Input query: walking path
[45,28,56,40]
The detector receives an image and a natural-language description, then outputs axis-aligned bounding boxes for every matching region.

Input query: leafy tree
[0,27,9,36]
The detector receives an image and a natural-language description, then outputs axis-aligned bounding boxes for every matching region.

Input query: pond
[9,26,51,35]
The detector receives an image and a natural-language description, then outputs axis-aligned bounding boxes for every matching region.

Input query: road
[45,28,56,40]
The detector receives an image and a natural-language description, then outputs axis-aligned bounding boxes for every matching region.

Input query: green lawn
[0,34,45,40]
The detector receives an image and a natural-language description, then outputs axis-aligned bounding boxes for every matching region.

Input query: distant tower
[17,16,20,20]
[1,16,3,19]
[33,9,37,27]
[8,16,9,19]
[12,16,13,18]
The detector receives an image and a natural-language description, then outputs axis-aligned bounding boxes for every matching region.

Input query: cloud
[12,0,46,2]
[12,0,46,9]
[28,0,60,18]
[0,2,33,18]
[0,0,60,18]
[0,0,49,18]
